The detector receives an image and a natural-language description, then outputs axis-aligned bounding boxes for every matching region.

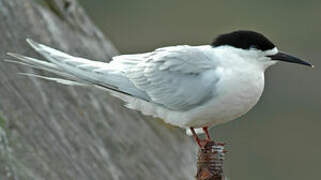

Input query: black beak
[268,52,313,67]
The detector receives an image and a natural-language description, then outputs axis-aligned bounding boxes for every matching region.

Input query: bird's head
[211,30,313,69]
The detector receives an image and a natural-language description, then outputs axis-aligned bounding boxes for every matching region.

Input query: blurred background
[78,0,321,179]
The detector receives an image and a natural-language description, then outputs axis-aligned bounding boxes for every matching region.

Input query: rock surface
[0,0,195,179]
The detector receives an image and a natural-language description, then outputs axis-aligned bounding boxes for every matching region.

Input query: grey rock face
[0,0,195,179]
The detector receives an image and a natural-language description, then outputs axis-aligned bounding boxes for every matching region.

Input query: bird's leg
[202,126,211,140]
[190,127,202,147]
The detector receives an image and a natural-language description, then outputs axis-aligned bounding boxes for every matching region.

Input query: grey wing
[7,40,219,111]
[123,45,220,111]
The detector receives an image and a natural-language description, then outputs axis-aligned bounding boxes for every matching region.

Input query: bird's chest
[188,67,265,127]
[219,68,265,112]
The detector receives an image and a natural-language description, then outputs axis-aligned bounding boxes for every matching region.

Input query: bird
[5,30,313,147]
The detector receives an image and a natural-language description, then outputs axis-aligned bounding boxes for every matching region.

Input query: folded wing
[124,45,220,110]
[7,40,220,111]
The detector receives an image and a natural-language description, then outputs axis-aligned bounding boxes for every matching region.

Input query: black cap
[212,30,275,51]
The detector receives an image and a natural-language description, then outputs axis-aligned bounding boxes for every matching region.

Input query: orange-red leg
[202,126,211,140]
[190,127,202,147]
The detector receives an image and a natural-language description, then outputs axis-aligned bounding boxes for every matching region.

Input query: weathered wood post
[196,141,226,180]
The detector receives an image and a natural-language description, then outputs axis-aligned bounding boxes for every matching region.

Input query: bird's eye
[249,45,257,49]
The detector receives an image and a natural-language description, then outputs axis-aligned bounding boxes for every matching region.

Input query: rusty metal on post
[196,141,225,180]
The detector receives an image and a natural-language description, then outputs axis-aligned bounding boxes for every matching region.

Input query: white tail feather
[4,58,75,79]
[6,39,150,101]
[18,73,90,86]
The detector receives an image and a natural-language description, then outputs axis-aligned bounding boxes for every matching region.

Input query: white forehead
[264,47,278,55]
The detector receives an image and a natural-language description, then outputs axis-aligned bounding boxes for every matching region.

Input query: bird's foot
[198,139,213,148]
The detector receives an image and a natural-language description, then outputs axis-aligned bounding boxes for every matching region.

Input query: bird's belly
[183,71,265,128]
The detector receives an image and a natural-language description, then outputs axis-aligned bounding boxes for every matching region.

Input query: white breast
[181,65,265,128]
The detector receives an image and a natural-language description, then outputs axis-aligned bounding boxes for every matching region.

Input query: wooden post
[196,141,225,180]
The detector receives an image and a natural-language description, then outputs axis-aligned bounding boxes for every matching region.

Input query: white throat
[214,46,279,71]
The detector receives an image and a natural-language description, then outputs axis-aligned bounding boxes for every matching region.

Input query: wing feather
[8,40,219,112]
[122,45,219,110]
